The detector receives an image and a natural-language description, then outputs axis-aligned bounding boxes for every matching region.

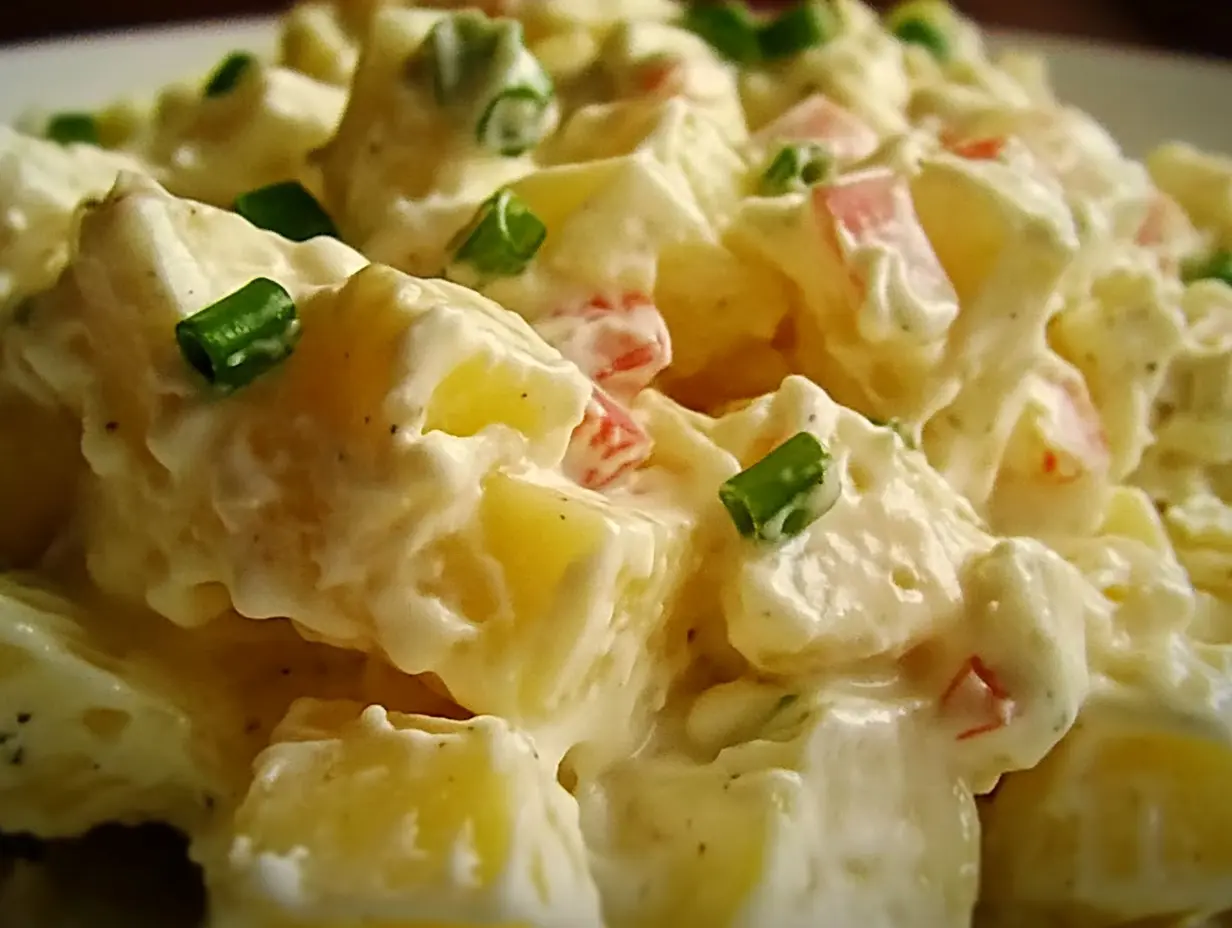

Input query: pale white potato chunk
[319,6,537,259]
[0,126,149,317]
[278,1,359,86]
[0,574,381,840]
[708,375,992,674]
[578,689,979,928]
[139,63,346,208]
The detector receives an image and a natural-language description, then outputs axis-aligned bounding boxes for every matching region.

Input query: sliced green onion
[758,2,836,60]
[233,181,338,243]
[683,2,762,66]
[421,12,502,105]
[449,189,546,280]
[760,143,832,196]
[476,85,553,156]
[204,52,257,97]
[887,2,953,61]
[719,431,838,542]
[46,113,99,146]
[893,18,949,60]
[1182,249,1232,287]
[176,278,300,392]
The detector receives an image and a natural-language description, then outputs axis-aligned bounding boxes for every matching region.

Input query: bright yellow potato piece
[207,701,604,928]
[981,694,1232,920]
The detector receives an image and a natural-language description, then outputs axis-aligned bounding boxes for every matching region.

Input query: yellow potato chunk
[209,701,603,927]
[981,695,1232,921]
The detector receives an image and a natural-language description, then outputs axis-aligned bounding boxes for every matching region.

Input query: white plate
[1,17,1232,158]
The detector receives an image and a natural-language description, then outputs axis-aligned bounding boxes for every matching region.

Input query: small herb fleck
[9,747,24,766]
[104,421,119,433]
[390,424,399,435]
[16,713,30,725]
[279,667,291,676]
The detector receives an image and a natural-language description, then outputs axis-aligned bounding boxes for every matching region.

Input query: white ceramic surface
[1,17,1231,158]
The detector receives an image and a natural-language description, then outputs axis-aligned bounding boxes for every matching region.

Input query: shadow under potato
[0,823,206,928]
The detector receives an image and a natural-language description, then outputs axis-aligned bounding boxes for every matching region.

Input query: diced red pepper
[534,292,672,402]
[947,136,1007,161]
[939,655,1015,741]
[755,93,880,164]
[563,387,652,490]
[633,54,688,99]
[813,169,958,308]
[1035,374,1110,484]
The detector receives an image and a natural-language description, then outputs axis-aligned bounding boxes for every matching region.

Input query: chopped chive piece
[415,12,556,156]
[46,113,99,146]
[1182,249,1232,287]
[893,18,950,60]
[233,181,338,242]
[760,143,832,196]
[449,189,546,280]
[476,85,553,156]
[759,2,835,60]
[204,52,257,97]
[683,2,762,65]
[176,278,300,392]
[719,431,838,542]
[421,12,502,104]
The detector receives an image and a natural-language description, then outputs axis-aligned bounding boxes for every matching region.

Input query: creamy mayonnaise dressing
[2,1,1232,926]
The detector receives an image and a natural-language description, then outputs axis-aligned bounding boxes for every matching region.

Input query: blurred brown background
[1,0,1231,59]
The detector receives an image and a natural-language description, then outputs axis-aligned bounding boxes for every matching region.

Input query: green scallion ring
[719,431,839,542]
[176,278,300,392]
[449,188,546,280]
[233,181,338,243]
[422,12,502,105]
[476,86,553,156]
[46,113,99,147]
[683,1,762,66]
[204,52,257,97]
[893,17,950,61]
[1182,249,1232,287]
[760,143,832,196]
[758,2,836,60]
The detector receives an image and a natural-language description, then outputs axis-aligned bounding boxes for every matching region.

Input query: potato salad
[2,1,1232,925]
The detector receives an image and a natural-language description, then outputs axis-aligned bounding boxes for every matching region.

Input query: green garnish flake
[176,278,300,392]
[893,18,950,60]
[417,12,555,157]
[449,188,546,280]
[719,431,838,542]
[477,84,554,157]
[46,113,99,147]
[869,416,915,448]
[759,2,836,60]
[204,52,257,97]
[683,1,762,65]
[233,181,338,243]
[760,143,832,196]
[1182,249,1232,288]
